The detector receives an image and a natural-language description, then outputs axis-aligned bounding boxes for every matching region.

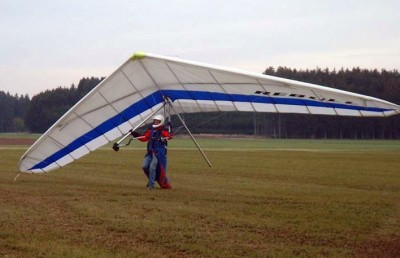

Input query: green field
[0,133,41,139]
[1,137,400,257]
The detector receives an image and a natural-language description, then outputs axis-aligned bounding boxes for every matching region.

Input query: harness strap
[148,127,167,153]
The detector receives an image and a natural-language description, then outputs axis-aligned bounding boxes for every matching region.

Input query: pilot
[131,114,173,189]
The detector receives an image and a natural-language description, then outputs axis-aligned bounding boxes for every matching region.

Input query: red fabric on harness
[157,164,172,189]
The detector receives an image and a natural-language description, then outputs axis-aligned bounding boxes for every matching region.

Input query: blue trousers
[142,153,158,188]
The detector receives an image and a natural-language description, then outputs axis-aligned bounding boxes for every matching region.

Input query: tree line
[0,77,103,133]
[0,68,399,139]
[0,92,30,132]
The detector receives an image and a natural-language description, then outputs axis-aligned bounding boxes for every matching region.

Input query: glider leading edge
[18,52,400,173]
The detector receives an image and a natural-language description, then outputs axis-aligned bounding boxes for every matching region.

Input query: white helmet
[152,114,165,128]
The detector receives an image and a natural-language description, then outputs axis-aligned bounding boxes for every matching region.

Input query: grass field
[1,136,400,257]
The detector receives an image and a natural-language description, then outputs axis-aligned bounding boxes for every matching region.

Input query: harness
[147,127,168,153]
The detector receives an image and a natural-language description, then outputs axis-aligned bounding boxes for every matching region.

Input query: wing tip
[131,52,146,61]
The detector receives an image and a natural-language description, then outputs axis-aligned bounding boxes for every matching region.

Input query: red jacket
[138,125,173,142]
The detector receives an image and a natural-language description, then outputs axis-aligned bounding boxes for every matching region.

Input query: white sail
[18,52,400,173]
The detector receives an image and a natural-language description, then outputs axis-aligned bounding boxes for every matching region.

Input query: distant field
[170,137,400,152]
[0,133,41,139]
[1,136,399,257]
[2,132,400,151]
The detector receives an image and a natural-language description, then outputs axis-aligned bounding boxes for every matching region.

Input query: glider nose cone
[131,52,146,60]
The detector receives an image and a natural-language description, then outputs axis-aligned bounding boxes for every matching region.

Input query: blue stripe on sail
[30,91,164,170]
[162,90,391,112]
[30,89,393,170]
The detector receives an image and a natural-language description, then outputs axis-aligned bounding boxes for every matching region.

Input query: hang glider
[18,52,400,173]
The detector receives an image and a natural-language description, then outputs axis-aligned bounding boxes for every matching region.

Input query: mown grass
[0,133,41,139]
[1,138,400,257]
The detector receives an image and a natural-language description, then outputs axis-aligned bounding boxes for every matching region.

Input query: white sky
[1,0,399,97]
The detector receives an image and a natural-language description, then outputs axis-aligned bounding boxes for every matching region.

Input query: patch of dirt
[353,234,400,257]
[0,138,35,145]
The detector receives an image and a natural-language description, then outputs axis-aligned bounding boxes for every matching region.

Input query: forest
[0,68,399,139]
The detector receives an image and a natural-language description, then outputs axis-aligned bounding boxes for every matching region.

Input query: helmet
[152,114,165,128]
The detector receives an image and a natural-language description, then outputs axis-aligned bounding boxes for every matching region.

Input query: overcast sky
[1,0,399,97]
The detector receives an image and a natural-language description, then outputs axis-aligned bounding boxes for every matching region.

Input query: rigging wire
[173,112,228,135]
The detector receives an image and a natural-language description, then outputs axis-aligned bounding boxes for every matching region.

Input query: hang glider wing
[19,52,400,173]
